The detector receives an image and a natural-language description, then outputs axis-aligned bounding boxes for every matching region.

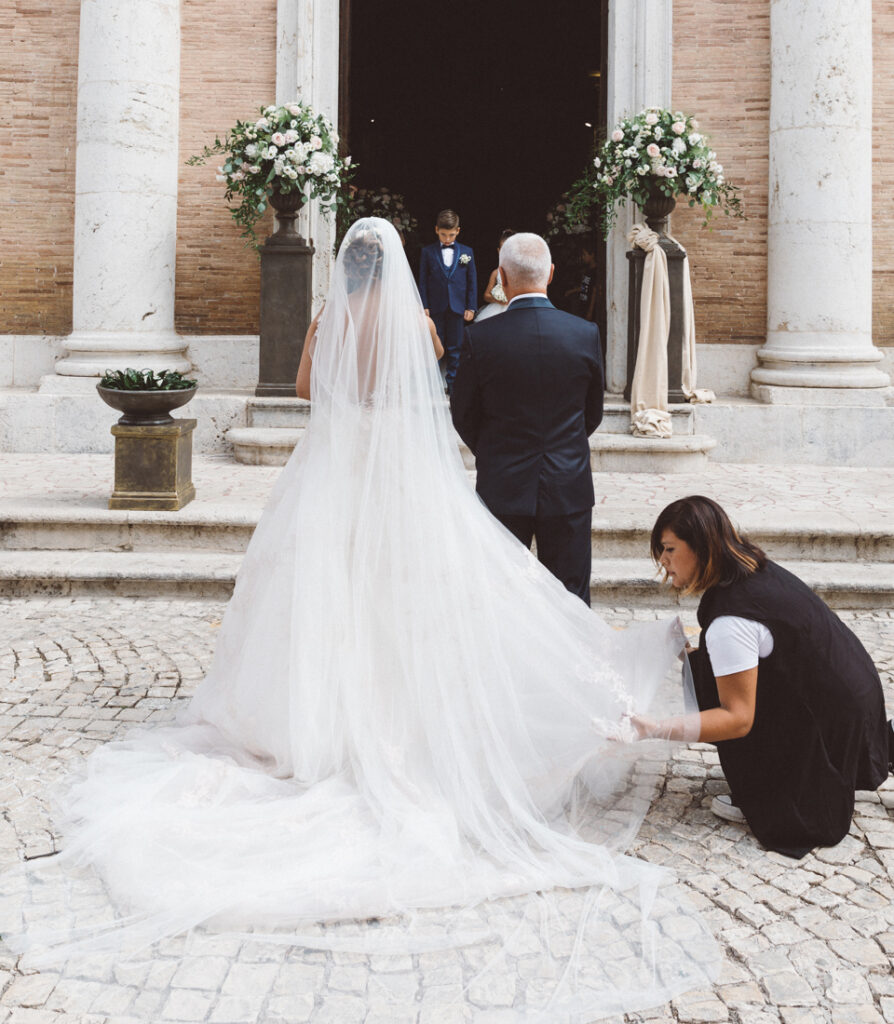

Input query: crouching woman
[637,495,892,859]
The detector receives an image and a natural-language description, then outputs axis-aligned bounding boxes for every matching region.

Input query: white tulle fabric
[0,218,717,1019]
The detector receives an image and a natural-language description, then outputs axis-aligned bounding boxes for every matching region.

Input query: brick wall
[0,1,79,335]
[671,0,770,348]
[873,1,894,349]
[174,0,277,335]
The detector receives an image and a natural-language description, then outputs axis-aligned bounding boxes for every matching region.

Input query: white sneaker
[711,794,746,823]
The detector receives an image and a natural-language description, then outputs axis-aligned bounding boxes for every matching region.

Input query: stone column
[54,0,188,377]
[751,0,889,401]
[277,0,340,305]
[604,0,673,394]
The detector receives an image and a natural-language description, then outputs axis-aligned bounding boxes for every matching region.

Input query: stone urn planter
[97,371,197,511]
[97,384,197,425]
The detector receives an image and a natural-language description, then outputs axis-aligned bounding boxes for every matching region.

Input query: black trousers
[496,509,592,606]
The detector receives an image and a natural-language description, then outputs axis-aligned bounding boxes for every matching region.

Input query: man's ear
[547,264,555,285]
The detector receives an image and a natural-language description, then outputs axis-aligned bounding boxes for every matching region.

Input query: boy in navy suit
[418,209,477,394]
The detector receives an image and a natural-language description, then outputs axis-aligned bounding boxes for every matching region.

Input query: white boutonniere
[459,253,471,265]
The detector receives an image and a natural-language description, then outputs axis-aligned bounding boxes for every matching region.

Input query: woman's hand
[629,714,659,740]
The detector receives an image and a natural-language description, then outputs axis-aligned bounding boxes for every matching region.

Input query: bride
[1,218,717,1020]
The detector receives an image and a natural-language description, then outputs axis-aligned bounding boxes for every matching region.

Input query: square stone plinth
[109,418,196,511]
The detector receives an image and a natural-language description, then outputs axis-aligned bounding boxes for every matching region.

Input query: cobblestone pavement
[0,596,893,1024]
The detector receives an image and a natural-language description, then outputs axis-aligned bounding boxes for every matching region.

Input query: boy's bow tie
[440,243,455,249]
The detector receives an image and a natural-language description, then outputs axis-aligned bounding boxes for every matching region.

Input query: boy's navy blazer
[451,296,604,518]
[418,242,478,315]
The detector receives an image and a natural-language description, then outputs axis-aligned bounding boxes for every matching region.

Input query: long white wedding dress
[1,219,717,1021]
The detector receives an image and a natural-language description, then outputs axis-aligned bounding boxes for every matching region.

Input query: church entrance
[339,0,607,334]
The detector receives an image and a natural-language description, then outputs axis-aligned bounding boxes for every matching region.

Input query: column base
[750,382,894,407]
[55,331,191,377]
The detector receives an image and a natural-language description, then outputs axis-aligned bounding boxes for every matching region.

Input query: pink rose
[271,132,286,147]
[672,121,686,135]
[611,129,623,143]
[646,143,660,158]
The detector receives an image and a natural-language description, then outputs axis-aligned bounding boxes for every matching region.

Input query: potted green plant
[187,101,355,248]
[568,107,743,237]
[97,368,197,425]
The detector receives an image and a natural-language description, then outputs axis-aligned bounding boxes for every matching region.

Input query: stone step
[243,396,696,435]
[247,397,312,429]
[228,425,716,472]
[0,550,890,609]
[2,501,892,564]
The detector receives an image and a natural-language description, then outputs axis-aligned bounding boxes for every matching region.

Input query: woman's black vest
[690,560,888,858]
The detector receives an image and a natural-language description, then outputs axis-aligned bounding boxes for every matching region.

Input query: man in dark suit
[451,233,604,604]
[418,209,478,395]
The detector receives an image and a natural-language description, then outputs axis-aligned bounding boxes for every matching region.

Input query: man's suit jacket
[451,295,604,518]
[418,243,478,315]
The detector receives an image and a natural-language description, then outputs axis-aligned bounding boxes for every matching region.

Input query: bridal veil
[0,218,717,1020]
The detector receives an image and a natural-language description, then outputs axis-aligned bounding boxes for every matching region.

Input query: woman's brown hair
[650,495,767,595]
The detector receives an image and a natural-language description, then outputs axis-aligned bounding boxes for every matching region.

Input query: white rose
[671,137,686,155]
[310,135,323,150]
[646,143,660,158]
[308,151,334,176]
[255,117,269,129]
[273,160,284,176]
[244,143,258,158]
[688,133,702,146]
[693,158,704,169]
[264,105,276,114]
[286,103,302,116]
[247,165,260,174]
[672,121,686,135]
[271,132,286,147]
[284,129,298,144]
[653,126,663,140]
[232,169,245,181]
[645,112,658,125]
[296,165,306,174]
[611,129,624,142]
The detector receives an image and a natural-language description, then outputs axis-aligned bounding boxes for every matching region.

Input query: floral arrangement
[568,107,743,237]
[187,101,353,248]
[336,186,417,247]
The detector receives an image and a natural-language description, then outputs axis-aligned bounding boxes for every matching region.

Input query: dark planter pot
[640,186,677,235]
[97,385,197,426]
[268,186,307,245]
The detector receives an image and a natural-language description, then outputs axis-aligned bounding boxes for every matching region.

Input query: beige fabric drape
[627,223,714,438]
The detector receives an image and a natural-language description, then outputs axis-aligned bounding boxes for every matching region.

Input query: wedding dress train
[0,219,717,1021]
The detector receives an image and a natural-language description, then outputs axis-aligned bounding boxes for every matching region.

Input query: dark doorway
[340,0,607,331]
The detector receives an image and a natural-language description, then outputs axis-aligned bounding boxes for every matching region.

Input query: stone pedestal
[56,0,188,378]
[257,230,314,397]
[109,419,196,510]
[624,238,687,403]
[752,0,888,399]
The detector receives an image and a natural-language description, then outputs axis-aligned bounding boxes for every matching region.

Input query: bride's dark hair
[343,226,385,291]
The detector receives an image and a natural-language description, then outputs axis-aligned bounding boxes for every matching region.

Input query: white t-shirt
[704,616,774,677]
